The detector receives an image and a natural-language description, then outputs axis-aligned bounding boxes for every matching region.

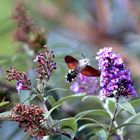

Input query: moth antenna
[81,53,85,58]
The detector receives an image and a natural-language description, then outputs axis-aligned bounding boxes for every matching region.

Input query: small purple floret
[6,67,31,92]
[70,73,99,95]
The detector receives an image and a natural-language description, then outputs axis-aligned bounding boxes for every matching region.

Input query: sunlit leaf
[52,93,86,108]
[75,109,110,120]
[111,123,140,135]
[44,104,60,119]
[59,117,78,134]
[82,96,102,104]
[45,95,56,106]
[111,112,140,134]
[96,129,107,140]
[106,98,116,111]
[118,101,136,115]
[78,123,100,132]
[30,94,38,100]
[46,88,67,93]
[120,112,140,132]
[0,101,9,107]
[44,93,86,119]
[131,99,140,108]
[0,111,11,118]
[89,135,98,140]
[77,117,108,130]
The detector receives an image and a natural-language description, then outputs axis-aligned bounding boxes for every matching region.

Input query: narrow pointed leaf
[111,123,140,135]
[0,101,9,107]
[59,117,78,133]
[131,99,140,108]
[96,129,107,140]
[78,123,100,132]
[45,95,56,106]
[82,96,102,104]
[118,101,136,115]
[75,109,110,120]
[44,94,86,119]
[52,93,86,108]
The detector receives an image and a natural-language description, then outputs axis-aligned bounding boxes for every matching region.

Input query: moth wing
[81,65,100,77]
[64,55,79,69]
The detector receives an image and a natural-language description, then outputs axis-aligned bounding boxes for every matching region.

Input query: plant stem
[107,102,118,139]
[104,99,124,140]
[55,129,79,140]
[32,87,54,125]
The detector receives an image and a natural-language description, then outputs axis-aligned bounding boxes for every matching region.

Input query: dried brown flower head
[12,0,32,42]
[10,104,48,139]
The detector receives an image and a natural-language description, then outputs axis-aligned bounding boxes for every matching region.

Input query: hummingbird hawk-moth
[64,55,100,82]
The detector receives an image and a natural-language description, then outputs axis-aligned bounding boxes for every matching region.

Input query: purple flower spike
[34,46,56,82]
[96,47,137,99]
[6,67,31,92]
[70,73,99,95]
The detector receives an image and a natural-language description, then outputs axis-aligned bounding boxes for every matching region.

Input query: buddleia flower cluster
[10,104,48,139]
[6,67,31,92]
[34,46,57,93]
[96,47,137,99]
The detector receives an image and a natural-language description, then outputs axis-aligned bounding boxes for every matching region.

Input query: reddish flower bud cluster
[10,104,47,139]
[12,1,47,53]
[28,28,47,53]
[12,0,32,42]
[34,46,56,81]
[6,67,31,92]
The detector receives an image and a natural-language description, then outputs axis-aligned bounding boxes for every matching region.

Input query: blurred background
[0,0,140,139]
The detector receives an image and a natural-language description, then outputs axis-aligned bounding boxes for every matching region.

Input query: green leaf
[111,123,140,135]
[52,93,86,108]
[131,99,140,108]
[78,123,100,132]
[89,135,98,140]
[110,112,140,134]
[118,101,136,115]
[77,117,108,130]
[82,96,102,104]
[96,129,107,140]
[45,95,56,106]
[30,94,38,100]
[86,128,103,138]
[0,101,9,107]
[22,93,44,103]
[47,88,67,93]
[0,111,11,118]
[120,112,140,132]
[124,112,140,124]
[59,117,78,134]
[106,98,116,111]
[44,93,86,119]
[75,109,110,120]
[44,104,61,119]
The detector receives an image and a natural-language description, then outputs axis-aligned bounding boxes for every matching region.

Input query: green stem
[104,99,124,140]
[32,87,54,126]
[107,102,118,140]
